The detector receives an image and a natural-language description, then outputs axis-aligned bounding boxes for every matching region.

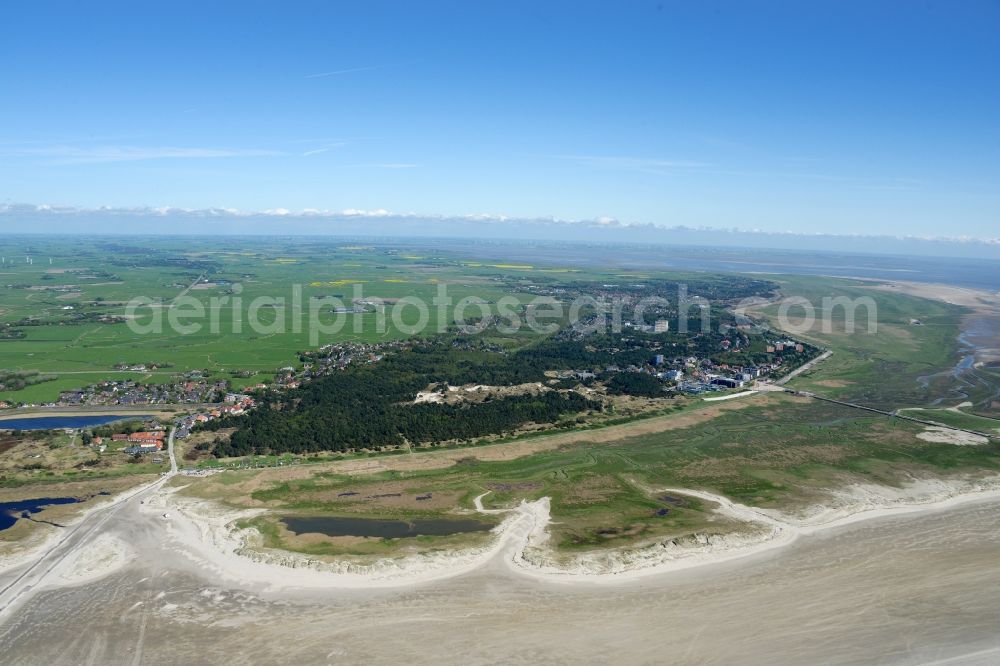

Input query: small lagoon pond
[0,497,81,531]
[282,515,495,539]
[0,415,151,431]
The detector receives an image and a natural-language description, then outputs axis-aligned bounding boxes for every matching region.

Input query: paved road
[792,391,995,439]
[167,426,178,475]
[761,350,993,439]
[171,272,207,303]
[0,427,178,619]
[775,350,833,385]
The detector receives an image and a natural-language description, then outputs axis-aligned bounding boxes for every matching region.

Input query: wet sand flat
[2,498,999,665]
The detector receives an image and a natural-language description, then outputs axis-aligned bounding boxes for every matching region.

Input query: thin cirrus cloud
[333,163,420,169]
[558,155,710,175]
[367,163,419,169]
[304,64,385,79]
[0,142,416,167]
[0,144,285,164]
[301,142,348,157]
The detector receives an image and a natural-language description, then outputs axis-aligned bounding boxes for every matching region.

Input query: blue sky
[1,1,998,239]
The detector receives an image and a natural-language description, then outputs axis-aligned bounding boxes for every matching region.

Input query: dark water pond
[282,515,495,539]
[0,497,80,531]
[0,415,151,431]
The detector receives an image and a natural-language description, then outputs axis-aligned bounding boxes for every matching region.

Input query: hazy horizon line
[2,202,1000,261]
[2,202,998,245]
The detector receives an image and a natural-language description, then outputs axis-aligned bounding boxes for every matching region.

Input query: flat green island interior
[0,237,538,401]
[0,236,797,401]
[4,236,999,562]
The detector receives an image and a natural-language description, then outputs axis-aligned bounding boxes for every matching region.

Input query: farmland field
[4,235,999,563]
[1,236,588,402]
[0,235,794,404]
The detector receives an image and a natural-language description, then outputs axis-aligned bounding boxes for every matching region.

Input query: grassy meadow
[0,236,610,402]
[180,391,1000,559]
[6,236,1000,561]
[753,275,966,408]
[175,267,1000,560]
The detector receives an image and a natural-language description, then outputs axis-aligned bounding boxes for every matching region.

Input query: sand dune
[138,474,1000,591]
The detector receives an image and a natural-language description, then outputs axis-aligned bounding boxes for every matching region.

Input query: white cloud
[1,202,997,248]
[340,208,393,217]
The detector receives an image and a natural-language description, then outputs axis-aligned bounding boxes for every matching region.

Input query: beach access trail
[0,427,177,617]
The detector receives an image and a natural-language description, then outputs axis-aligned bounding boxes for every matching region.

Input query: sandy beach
[75,274,997,592]
[4,467,1000,666]
[61,470,991,595]
[9,463,1000,598]
[862,279,1000,310]
[2,274,999,665]
[0,490,125,571]
[3,493,1000,665]
[5,273,1000,593]
[864,279,1000,376]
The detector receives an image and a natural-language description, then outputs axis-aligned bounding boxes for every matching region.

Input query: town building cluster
[55,374,229,408]
[561,335,813,395]
[171,393,256,440]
